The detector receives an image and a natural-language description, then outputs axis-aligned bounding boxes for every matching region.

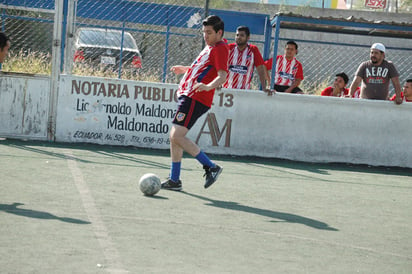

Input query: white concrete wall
[194,90,412,168]
[0,73,50,140]
[1,74,411,168]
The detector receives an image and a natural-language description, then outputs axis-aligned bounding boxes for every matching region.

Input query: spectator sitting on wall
[389,79,412,102]
[321,72,350,97]
[223,26,269,92]
[348,43,402,104]
[0,32,11,65]
[264,40,304,94]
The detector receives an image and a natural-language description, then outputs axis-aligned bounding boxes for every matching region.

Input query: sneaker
[203,165,223,189]
[161,179,182,191]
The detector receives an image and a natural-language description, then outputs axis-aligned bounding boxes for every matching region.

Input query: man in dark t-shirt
[348,43,402,104]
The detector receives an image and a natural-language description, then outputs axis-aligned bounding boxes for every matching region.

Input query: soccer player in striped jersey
[264,40,304,94]
[161,15,228,191]
[223,26,268,91]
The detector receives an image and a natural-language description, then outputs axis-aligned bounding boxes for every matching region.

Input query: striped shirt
[264,55,304,87]
[177,41,228,107]
[223,43,264,89]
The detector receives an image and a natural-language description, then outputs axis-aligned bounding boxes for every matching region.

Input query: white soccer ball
[139,173,161,196]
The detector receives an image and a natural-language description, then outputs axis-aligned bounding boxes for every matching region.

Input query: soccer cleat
[203,165,223,189]
[161,179,182,191]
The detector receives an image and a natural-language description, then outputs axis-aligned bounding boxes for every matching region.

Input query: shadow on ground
[0,138,169,169]
[180,191,338,231]
[0,203,90,224]
[1,138,411,177]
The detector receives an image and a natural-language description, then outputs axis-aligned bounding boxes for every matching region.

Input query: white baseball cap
[371,43,385,53]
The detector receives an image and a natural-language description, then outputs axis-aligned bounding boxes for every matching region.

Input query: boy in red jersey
[161,15,228,191]
[321,72,349,97]
[264,40,304,94]
[223,26,268,91]
[390,79,412,102]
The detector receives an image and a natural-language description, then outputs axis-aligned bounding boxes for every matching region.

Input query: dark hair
[336,72,349,84]
[407,79,412,83]
[286,40,298,50]
[0,32,10,50]
[236,26,250,37]
[203,15,224,36]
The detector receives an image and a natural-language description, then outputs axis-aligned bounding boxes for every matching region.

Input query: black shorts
[274,84,303,93]
[172,96,210,130]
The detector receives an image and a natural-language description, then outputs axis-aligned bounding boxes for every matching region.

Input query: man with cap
[321,72,350,97]
[348,43,402,104]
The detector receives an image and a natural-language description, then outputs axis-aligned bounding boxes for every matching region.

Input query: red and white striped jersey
[264,55,304,87]
[177,41,228,107]
[223,43,264,89]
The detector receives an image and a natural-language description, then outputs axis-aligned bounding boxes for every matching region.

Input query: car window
[78,29,137,49]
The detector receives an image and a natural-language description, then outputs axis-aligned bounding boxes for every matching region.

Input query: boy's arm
[193,70,228,92]
[171,65,190,75]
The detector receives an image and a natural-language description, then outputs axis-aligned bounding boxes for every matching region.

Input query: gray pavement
[1,139,411,273]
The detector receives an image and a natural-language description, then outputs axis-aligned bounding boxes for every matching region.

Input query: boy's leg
[170,125,199,160]
[171,125,223,189]
[161,125,186,191]
[194,150,224,187]
[195,151,215,168]
[162,125,200,191]
[163,96,222,190]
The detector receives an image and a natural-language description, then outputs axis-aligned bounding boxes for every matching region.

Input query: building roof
[271,12,412,39]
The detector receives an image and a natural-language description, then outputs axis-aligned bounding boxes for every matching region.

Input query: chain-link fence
[66,0,268,88]
[271,30,412,95]
[300,42,412,95]
[66,0,208,83]
[0,1,54,73]
[1,0,411,94]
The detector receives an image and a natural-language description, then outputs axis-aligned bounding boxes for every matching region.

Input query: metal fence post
[48,0,65,141]
[262,16,272,61]
[63,0,77,74]
[162,22,170,83]
[270,16,281,89]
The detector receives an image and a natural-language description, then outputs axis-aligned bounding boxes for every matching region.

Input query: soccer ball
[139,173,161,196]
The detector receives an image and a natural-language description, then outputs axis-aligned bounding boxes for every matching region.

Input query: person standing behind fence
[161,15,228,191]
[321,72,350,97]
[264,40,304,94]
[0,32,11,65]
[348,43,402,104]
[223,26,268,91]
[389,79,412,102]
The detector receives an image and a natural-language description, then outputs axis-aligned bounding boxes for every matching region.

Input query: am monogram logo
[195,113,232,147]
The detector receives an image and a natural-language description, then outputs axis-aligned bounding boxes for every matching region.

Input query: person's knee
[169,126,187,144]
[169,132,179,144]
